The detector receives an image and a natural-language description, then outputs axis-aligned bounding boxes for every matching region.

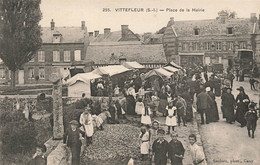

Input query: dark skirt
[158,99,168,114]
[185,104,193,122]
[126,95,136,115]
[235,105,247,126]
[222,105,235,122]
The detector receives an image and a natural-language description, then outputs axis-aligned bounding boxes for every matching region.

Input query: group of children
[138,121,206,165]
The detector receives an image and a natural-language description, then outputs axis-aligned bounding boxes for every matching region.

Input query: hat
[69,120,79,126]
[226,87,232,91]
[157,128,165,134]
[206,87,211,92]
[237,86,244,91]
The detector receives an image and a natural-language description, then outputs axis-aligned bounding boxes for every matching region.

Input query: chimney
[259,14,260,29]
[89,32,93,37]
[81,21,85,30]
[121,25,129,39]
[167,17,174,27]
[218,11,228,24]
[104,28,111,37]
[50,19,55,30]
[94,30,99,37]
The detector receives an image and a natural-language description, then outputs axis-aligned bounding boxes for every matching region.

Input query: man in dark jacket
[168,132,185,165]
[63,120,84,165]
[152,129,168,165]
[196,88,212,124]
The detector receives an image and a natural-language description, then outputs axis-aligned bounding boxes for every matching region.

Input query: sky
[40,0,260,34]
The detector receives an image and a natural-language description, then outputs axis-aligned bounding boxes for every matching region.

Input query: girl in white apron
[166,102,177,134]
[139,126,150,161]
[80,107,94,146]
[135,98,144,115]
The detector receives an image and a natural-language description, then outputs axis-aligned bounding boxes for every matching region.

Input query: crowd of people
[29,63,259,165]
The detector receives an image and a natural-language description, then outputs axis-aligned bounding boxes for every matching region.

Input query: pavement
[199,78,260,165]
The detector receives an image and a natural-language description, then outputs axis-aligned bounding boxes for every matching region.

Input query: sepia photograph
[0,0,260,164]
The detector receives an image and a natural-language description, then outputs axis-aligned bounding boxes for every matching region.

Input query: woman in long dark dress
[235,86,250,127]
[221,87,236,123]
[206,87,219,122]
[126,85,136,115]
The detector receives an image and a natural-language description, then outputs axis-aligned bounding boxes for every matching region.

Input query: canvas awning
[122,61,145,69]
[145,68,173,79]
[67,72,102,85]
[166,61,183,69]
[163,66,179,73]
[92,65,131,76]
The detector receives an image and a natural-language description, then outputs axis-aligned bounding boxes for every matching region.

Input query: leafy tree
[0,0,42,88]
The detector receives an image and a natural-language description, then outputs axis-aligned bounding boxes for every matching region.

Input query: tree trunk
[10,70,16,89]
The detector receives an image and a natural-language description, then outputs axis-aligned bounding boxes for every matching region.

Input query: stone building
[162,12,260,70]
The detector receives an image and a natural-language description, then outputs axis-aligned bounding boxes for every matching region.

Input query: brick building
[0,19,89,84]
[162,12,260,70]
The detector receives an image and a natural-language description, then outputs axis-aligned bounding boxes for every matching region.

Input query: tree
[0,0,42,88]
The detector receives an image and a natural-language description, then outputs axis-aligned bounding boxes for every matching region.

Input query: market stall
[122,61,145,70]
[67,72,102,97]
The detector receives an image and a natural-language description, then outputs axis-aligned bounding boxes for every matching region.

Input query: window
[218,57,222,63]
[0,69,5,79]
[64,51,71,62]
[194,28,199,35]
[38,51,45,62]
[239,41,247,49]
[227,27,233,34]
[28,68,34,79]
[193,42,198,51]
[182,43,188,51]
[39,68,45,79]
[74,50,81,61]
[228,42,234,50]
[204,42,210,50]
[216,42,222,50]
[53,51,60,62]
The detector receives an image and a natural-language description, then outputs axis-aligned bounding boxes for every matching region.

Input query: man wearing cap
[221,87,236,123]
[196,87,212,124]
[63,120,84,165]
[152,128,168,165]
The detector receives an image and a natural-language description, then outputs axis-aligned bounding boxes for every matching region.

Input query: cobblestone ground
[199,78,260,165]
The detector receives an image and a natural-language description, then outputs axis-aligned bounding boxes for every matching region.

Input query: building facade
[0,20,88,84]
[162,12,260,70]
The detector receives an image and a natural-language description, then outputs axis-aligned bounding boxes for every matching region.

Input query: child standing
[150,92,160,117]
[139,126,150,161]
[141,105,152,126]
[80,107,94,146]
[29,144,47,165]
[166,102,177,134]
[168,132,185,165]
[189,134,206,165]
[135,98,145,115]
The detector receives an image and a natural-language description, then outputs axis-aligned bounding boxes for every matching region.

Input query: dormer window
[227,27,233,34]
[194,28,199,35]
[53,33,62,43]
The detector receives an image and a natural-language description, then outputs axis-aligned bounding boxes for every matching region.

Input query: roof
[91,31,122,42]
[178,53,205,56]
[67,72,102,85]
[143,34,163,44]
[123,61,145,69]
[168,18,254,37]
[92,65,131,76]
[41,27,86,43]
[86,44,166,64]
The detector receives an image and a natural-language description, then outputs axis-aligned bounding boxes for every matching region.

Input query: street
[199,78,260,165]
